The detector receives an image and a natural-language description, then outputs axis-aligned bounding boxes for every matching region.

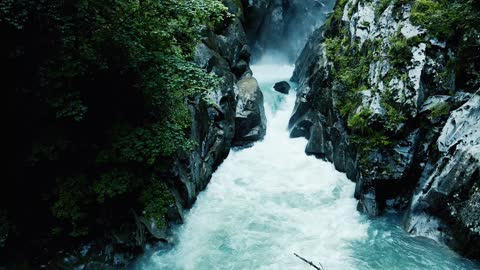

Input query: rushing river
[136,63,479,270]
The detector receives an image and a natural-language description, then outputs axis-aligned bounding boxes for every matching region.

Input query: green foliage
[6,0,229,250]
[348,109,373,134]
[0,0,29,30]
[388,35,413,68]
[325,37,371,117]
[93,169,135,203]
[51,176,91,237]
[47,92,88,122]
[352,132,393,165]
[140,180,175,230]
[325,0,350,31]
[410,0,480,90]
[430,102,451,118]
[112,123,198,166]
[322,0,478,168]
[376,0,392,19]
[411,0,479,40]
[382,100,407,131]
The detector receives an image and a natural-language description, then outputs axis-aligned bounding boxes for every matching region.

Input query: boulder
[273,81,291,94]
[232,77,267,146]
[406,93,480,258]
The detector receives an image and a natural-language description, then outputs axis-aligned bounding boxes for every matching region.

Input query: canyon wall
[289,0,479,259]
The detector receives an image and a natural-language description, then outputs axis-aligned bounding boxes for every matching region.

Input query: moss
[388,34,413,69]
[381,99,407,131]
[338,94,362,118]
[360,21,371,28]
[352,132,393,165]
[348,109,373,133]
[325,0,350,32]
[430,102,451,119]
[140,180,176,229]
[411,0,480,40]
[93,169,136,203]
[375,0,392,19]
[392,0,415,18]
[326,36,372,118]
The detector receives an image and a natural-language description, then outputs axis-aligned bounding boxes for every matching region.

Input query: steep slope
[2,0,266,269]
[289,0,479,259]
[174,0,266,214]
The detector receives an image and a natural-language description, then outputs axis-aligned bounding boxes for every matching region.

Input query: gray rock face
[273,81,291,94]
[290,0,480,259]
[233,77,267,146]
[405,93,480,258]
[172,0,265,213]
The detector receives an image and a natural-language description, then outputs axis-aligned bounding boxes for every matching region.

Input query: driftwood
[293,253,325,270]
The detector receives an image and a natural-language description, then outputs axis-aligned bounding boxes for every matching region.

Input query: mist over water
[136,60,480,270]
[246,0,337,61]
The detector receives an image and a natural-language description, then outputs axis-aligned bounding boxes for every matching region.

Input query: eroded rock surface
[289,0,480,259]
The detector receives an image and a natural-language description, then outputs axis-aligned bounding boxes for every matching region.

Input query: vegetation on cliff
[3,0,229,266]
[323,0,479,159]
[291,0,480,258]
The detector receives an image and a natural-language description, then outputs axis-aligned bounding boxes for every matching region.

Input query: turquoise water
[135,63,479,270]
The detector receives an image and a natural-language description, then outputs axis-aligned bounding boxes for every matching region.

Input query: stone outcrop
[289,0,480,259]
[233,77,267,146]
[273,81,291,94]
[406,94,480,258]
[173,0,266,214]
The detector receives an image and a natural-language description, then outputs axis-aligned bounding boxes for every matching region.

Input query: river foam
[137,63,479,270]
[137,64,368,269]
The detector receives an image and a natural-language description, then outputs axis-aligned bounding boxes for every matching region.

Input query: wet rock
[273,81,291,94]
[289,0,479,258]
[232,77,267,146]
[405,94,480,257]
[194,43,229,72]
[357,190,381,216]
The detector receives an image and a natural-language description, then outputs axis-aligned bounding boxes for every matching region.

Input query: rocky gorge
[3,0,480,268]
[289,0,479,259]
[62,0,270,268]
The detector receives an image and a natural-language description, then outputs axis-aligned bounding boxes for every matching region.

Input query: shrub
[348,109,373,133]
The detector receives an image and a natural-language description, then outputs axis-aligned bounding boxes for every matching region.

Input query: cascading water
[135,59,479,270]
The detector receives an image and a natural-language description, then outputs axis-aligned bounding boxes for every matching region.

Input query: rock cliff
[54,1,267,268]
[289,0,479,259]
[173,0,266,215]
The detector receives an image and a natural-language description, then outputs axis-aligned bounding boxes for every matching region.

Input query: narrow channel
[137,59,479,270]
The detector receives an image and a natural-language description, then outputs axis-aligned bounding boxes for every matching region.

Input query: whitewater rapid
[141,64,367,269]
[137,63,479,270]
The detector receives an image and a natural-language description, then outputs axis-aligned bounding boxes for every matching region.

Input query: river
[135,61,479,270]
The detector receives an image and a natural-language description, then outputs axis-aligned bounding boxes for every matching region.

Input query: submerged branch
[293,253,325,270]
